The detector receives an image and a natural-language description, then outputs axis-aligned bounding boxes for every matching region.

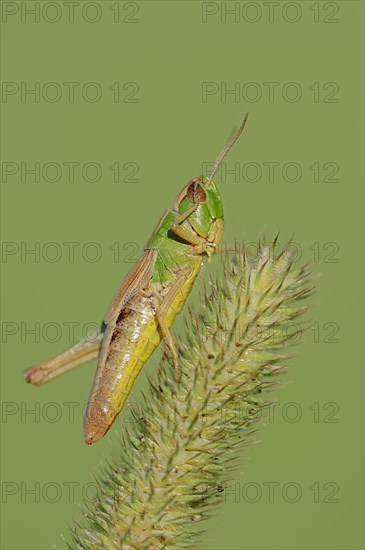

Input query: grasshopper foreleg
[171,204,220,257]
[170,203,202,247]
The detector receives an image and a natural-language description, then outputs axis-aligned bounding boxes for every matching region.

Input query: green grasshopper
[24,113,249,444]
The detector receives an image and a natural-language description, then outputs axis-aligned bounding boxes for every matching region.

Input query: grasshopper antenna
[206,112,249,185]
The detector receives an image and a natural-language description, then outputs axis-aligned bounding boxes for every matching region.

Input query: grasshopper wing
[103,208,170,326]
[103,248,158,326]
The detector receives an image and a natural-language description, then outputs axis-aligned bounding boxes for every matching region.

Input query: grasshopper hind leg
[156,311,181,383]
[24,326,104,386]
[153,267,193,384]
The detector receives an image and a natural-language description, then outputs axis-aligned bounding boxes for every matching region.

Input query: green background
[1,1,364,549]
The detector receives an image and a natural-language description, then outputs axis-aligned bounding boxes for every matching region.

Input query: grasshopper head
[173,175,224,256]
[172,114,249,257]
[174,176,223,219]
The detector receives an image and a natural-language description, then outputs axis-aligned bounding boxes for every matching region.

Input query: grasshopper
[24,113,249,444]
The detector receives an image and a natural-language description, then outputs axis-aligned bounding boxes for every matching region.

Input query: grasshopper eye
[186,179,206,203]
[174,177,206,210]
